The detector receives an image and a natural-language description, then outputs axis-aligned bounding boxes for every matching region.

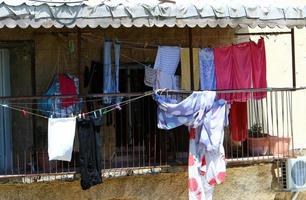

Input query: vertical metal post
[291,28,296,88]
[188,28,194,90]
[77,28,82,94]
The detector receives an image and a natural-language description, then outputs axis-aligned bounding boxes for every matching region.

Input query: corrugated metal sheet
[0,0,305,28]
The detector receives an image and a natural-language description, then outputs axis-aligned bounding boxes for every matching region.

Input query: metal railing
[0,88,297,181]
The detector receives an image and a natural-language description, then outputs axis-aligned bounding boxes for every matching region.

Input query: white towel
[48,117,76,161]
[154,46,181,75]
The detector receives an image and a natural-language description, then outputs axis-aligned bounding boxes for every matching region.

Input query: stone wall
[0,164,301,200]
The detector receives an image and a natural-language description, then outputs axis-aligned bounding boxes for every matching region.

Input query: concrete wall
[0,164,301,200]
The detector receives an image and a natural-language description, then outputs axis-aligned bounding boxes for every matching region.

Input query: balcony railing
[0,88,296,181]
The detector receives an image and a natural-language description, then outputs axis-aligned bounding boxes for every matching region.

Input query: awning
[1,0,306,29]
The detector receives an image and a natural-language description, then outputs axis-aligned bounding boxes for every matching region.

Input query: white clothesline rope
[0,90,158,120]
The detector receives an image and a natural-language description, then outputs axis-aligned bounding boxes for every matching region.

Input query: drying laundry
[155,71,180,90]
[214,38,267,102]
[144,65,157,88]
[251,37,267,99]
[59,74,77,108]
[48,117,76,161]
[154,91,228,200]
[199,48,216,90]
[154,46,180,75]
[39,74,82,118]
[103,41,121,104]
[77,117,102,190]
[229,102,248,142]
[154,46,180,90]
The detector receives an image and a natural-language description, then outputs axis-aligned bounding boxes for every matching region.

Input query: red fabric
[251,37,267,99]
[214,46,234,101]
[232,42,252,101]
[59,74,77,108]
[214,38,267,102]
[229,102,248,142]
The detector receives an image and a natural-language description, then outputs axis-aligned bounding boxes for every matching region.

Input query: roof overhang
[1,0,306,29]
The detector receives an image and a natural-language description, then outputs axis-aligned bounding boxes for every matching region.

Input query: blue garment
[103,41,121,104]
[39,74,82,118]
[154,91,227,149]
[199,48,216,90]
[154,91,228,200]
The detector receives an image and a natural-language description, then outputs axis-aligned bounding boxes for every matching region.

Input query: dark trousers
[77,118,102,190]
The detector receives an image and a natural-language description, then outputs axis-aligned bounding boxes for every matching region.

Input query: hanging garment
[103,41,121,104]
[154,46,180,75]
[154,46,180,89]
[155,71,180,90]
[214,38,267,102]
[229,102,248,142]
[48,117,76,161]
[199,48,216,90]
[251,38,267,99]
[59,74,77,108]
[144,65,157,88]
[154,91,228,200]
[214,42,252,102]
[39,74,82,118]
[77,117,102,190]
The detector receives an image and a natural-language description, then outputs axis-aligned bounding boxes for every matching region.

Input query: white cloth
[48,117,76,161]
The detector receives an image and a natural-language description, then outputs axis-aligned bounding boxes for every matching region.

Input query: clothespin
[78,114,82,119]
[115,103,122,111]
[99,109,103,117]
[82,113,86,119]
[22,109,27,117]
[93,111,97,118]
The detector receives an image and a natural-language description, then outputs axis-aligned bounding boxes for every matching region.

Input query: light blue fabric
[199,48,216,90]
[154,91,227,151]
[103,41,121,104]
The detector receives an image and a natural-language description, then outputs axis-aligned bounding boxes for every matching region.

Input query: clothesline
[0,90,156,120]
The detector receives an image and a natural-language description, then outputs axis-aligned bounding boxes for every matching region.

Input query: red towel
[251,37,267,99]
[214,42,251,102]
[229,102,248,142]
[214,38,267,102]
[59,74,77,108]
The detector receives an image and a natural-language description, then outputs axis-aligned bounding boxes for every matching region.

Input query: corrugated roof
[0,0,306,28]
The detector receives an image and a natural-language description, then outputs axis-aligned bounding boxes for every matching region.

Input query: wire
[121,53,151,68]
[83,91,155,116]
[0,104,48,119]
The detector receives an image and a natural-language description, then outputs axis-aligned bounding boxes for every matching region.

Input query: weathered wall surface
[0,164,302,200]
[0,27,237,161]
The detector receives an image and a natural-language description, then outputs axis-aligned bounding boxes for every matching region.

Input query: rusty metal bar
[235,31,292,36]
[291,28,296,88]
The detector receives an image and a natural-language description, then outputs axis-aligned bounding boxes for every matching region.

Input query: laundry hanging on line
[38,73,83,118]
[199,48,216,91]
[48,117,76,162]
[152,46,181,90]
[77,117,103,190]
[229,102,248,142]
[103,40,121,104]
[154,91,228,200]
[214,38,267,102]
